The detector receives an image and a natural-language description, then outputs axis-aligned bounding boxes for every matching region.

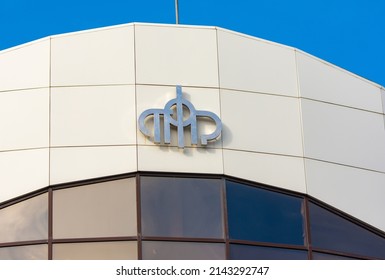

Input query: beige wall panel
[0,88,49,151]
[305,159,385,232]
[0,39,50,91]
[223,149,306,194]
[50,146,137,184]
[217,29,298,97]
[51,25,135,86]
[297,52,383,113]
[221,89,303,157]
[135,25,218,87]
[301,99,385,172]
[51,85,136,146]
[138,145,223,174]
[0,149,49,203]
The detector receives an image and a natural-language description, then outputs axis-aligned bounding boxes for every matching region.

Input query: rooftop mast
[175,0,179,24]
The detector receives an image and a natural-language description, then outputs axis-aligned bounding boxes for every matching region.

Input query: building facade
[0,23,384,259]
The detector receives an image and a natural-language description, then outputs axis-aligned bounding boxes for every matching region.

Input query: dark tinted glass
[53,241,137,260]
[0,193,48,243]
[53,178,137,238]
[226,181,305,245]
[312,252,358,260]
[309,202,385,259]
[141,177,224,238]
[0,244,48,260]
[230,244,308,260]
[142,241,225,260]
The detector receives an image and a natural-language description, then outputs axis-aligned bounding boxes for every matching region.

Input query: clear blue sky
[1,0,384,86]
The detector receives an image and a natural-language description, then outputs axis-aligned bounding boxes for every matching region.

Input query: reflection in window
[309,202,385,259]
[312,252,358,260]
[0,244,48,260]
[141,177,224,238]
[142,241,225,260]
[230,244,308,260]
[53,178,137,238]
[0,193,48,243]
[226,181,305,245]
[53,241,137,260]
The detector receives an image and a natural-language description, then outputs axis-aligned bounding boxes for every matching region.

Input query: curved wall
[1,174,384,259]
[0,23,384,233]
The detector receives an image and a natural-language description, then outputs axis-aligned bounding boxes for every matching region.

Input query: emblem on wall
[138,86,222,148]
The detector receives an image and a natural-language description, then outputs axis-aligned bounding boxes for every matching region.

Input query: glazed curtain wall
[0,174,384,260]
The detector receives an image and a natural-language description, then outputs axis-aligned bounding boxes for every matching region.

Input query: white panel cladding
[0,149,49,203]
[0,39,50,92]
[50,146,137,185]
[1,23,385,234]
[301,98,385,173]
[136,85,222,148]
[221,89,303,157]
[51,25,135,86]
[137,145,223,174]
[223,149,306,194]
[297,51,383,113]
[305,159,385,232]
[382,89,385,133]
[51,85,136,146]
[217,29,298,97]
[0,88,49,151]
[135,25,219,87]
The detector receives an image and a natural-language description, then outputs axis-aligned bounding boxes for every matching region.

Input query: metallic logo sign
[138,86,222,148]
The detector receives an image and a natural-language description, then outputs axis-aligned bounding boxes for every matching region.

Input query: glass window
[53,178,137,238]
[309,202,385,259]
[140,177,224,238]
[0,244,48,260]
[0,193,48,243]
[226,181,305,245]
[312,252,358,260]
[53,241,137,260]
[230,244,308,260]
[142,241,225,260]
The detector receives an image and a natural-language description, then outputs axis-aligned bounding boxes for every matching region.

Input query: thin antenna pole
[175,0,179,24]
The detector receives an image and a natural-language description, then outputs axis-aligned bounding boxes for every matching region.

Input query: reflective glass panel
[0,244,48,260]
[230,244,308,260]
[140,177,224,238]
[53,241,137,260]
[53,178,137,238]
[0,193,48,243]
[309,202,385,259]
[226,181,305,245]
[312,252,358,260]
[142,241,225,260]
